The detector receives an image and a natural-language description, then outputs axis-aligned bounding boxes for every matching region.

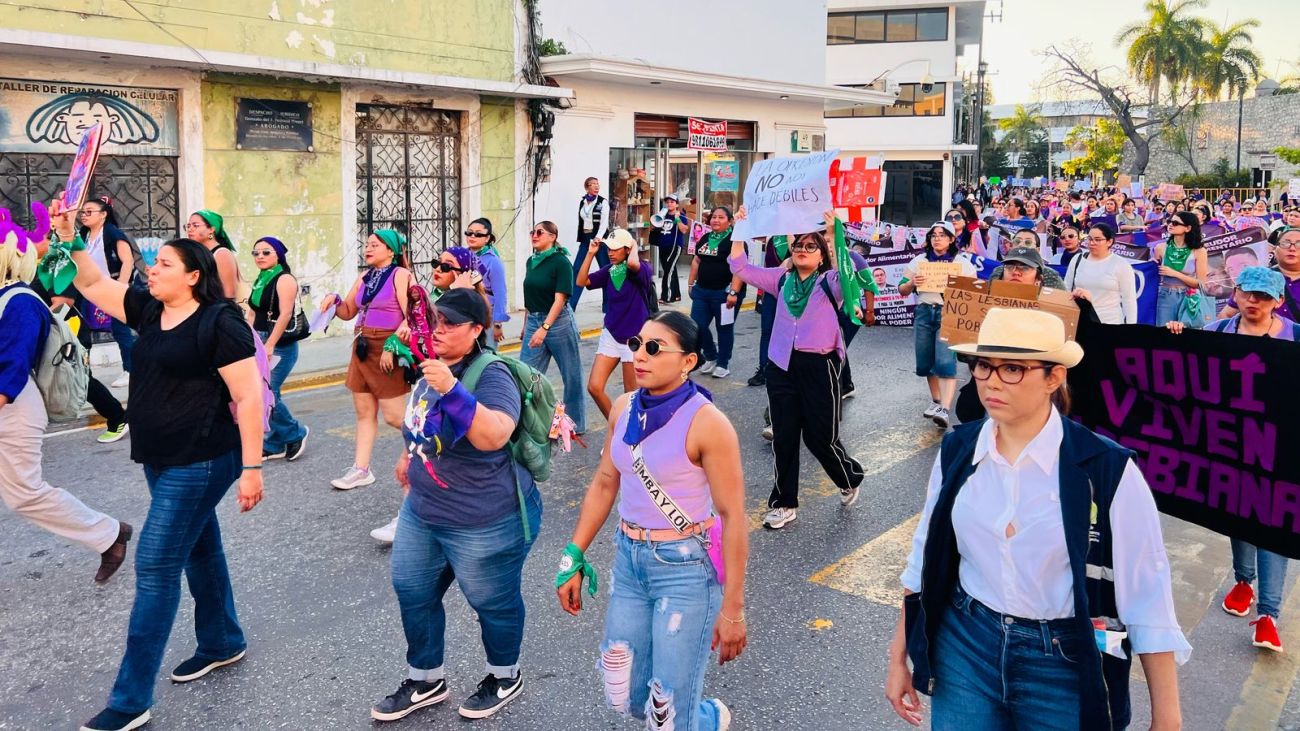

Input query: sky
[975,0,1300,105]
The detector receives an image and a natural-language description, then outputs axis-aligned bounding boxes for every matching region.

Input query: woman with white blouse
[1064,222,1138,324]
[884,308,1187,731]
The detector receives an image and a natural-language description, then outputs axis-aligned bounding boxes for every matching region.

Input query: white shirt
[901,409,1191,662]
[1064,252,1138,324]
[85,230,111,278]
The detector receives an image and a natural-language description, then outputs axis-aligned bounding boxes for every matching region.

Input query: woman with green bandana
[1154,210,1213,327]
[576,228,653,419]
[519,220,586,435]
[185,210,241,301]
[318,229,413,492]
[687,206,745,379]
[247,236,309,462]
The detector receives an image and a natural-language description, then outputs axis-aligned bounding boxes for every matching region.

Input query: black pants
[87,371,126,430]
[765,351,865,509]
[658,245,682,300]
[841,321,860,392]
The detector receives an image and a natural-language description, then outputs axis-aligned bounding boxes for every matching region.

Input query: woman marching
[727,209,866,530]
[247,237,309,462]
[885,307,1187,731]
[47,200,267,731]
[577,228,654,419]
[557,310,747,731]
[185,210,240,300]
[1064,222,1138,325]
[687,206,745,379]
[462,218,509,347]
[1154,211,1213,327]
[520,220,587,435]
[897,221,978,430]
[318,229,413,493]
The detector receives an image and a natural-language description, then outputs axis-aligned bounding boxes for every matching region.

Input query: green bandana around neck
[608,262,628,290]
[1163,240,1192,274]
[527,244,564,270]
[479,243,499,259]
[699,227,732,256]
[250,264,284,308]
[782,269,818,318]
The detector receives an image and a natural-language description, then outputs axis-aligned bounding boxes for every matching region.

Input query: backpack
[636,267,659,315]
[461,351,557,483]
[197,302,275,432]
[0,287,90,422]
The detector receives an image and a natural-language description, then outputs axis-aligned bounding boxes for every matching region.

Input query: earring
[680,372,688,382]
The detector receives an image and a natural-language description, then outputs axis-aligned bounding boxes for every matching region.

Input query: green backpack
[462,351,558,483]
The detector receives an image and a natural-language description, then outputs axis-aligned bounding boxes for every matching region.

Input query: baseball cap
[1235,266,1285,299]
[1003,247,1044,268]
[605,228,638,250]
[664,193,679,202]
[928,220,957,237]
[435,288,489,326]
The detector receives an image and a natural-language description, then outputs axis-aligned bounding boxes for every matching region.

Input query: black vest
[906,417,1134,730]
[576,195,604,242]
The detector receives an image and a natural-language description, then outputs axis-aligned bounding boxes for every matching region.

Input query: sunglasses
[946,214,964,221]
[627,336,687,356]
[1060,233,1079,239]
[464,231,489,238]
[434,262,463,274]
[530,228,550,237]
[251,250,276,257]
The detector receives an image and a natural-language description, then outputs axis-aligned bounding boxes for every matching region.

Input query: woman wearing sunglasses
[247,237,309,463]
[886,307,1187,731]
[945,208,987,257]
[520,221,585,435]
[576,229,653,419]
[1154,211,1212,328]
[557,310,747,731]
[728,208,866,530]
[463,218,508,346]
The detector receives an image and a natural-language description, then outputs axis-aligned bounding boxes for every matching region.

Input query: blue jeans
[108,450,246,714]
[391,489,542,678]
[257,331,307,452]
[571,239,610,309]
[913,303,956,378]
[757,291,777,371]
[689,286,736,369]
[931,587,1085,730]
[1232,540,1290,618]
[111,318,136,373]
[601,531,725,731]
[520,308,587,433]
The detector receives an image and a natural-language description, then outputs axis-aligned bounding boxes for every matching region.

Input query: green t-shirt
[523,249,575,313]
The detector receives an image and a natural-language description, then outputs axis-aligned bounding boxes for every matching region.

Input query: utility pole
[973,2,1001,184]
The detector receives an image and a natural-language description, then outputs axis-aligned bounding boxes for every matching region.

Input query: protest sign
[62,122,108,211]
[1071,323,1300,559]
[687,118,727,151]
[687,220,708,255]
[732,149,838,240]
[1055,180,1070,192]
[916,261,964,293]
[1155,183,1185,201]
[1289,178,1300,200]
[863,248,919,326]
[939,277,1080,347]
[1201,226,1268,299]
[1110,241,1152,262]
[709,159,739,192]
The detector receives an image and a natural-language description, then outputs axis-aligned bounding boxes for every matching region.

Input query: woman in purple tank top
[318,229,413,493]
[556,311,749,731]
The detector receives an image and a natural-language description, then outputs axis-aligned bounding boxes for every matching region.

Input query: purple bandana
[623,379,712,446]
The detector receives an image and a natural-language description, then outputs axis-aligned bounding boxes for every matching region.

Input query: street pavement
[3,312,1299,730]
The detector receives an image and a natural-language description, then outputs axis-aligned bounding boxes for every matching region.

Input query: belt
[960,588,1078,632]
[620,517,715,542]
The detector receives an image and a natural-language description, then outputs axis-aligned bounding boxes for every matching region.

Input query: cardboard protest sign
[732,149,838,240]
[939,276,1080,347]
[687,118,727,151]
[62,122,108,211]
[916,261,964,293]
[1071,323,1300,559]
[1055,180,1070,192]
[1155,183,1185,201]
[1201,226,1268,300]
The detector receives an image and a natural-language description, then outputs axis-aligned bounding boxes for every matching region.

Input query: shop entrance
[355,104,462,285]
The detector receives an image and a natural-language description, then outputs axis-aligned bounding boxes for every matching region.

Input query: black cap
[1003,247,1044,268]
[435,288,489,327]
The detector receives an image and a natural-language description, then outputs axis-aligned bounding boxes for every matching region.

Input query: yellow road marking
[808,514,921,606]
[808,618,834,631]
[1225,580,1300,729]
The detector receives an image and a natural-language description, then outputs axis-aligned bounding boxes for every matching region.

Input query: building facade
[987,100,1149,178]
[824,0,986,226]
[0,1,566,332]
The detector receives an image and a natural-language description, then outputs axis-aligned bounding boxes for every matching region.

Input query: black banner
[1071,322,1300,559]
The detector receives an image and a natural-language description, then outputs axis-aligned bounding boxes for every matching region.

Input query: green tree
[1116,0,1210,105]
[997,105,1047,176]
[1194,20,1261,100]
[1019,137,1051,178]
[1060,119,1127,181]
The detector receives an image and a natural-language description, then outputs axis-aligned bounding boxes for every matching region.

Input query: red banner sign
[687,118,727,151]
[830,157,884,207]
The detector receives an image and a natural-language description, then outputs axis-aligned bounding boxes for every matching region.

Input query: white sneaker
[840,486,860,507]
[922,401,941,418]
[761,425,774,441]
[932,408,951,429]
[711,367,730,379]
[111,372,130,389]
[711,699,732,731]
[370,516,399,544]
[700,360,717,374]
[762,507,797,530]
[331,466,376,490]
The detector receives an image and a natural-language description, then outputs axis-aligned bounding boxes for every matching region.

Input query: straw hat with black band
[950,308,1083,368]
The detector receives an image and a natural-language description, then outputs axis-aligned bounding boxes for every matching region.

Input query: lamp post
[975,59,988,183]
[1235,90,1244,174]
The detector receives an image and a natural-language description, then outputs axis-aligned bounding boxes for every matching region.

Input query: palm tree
[1116,0,1210,105]
[1194,19,1261,100]
[997,105,1046,175]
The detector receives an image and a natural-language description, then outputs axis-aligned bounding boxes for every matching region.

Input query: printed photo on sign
[1201,227,1268,299]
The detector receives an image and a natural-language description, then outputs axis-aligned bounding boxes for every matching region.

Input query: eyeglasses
[1003,263,1036,273]
[970,359,1054,384]
[1276,240,1300,250]
[1060,233,1078,240]
[946,214,964,221]
[464,231,489,238]
[790,241,820,252]
[434,262,463,274]
[1087,236,1109,243]
[530,228,550,237]
[251,250,276,257]
[627,336,686,356]
[1235,290,1276,303]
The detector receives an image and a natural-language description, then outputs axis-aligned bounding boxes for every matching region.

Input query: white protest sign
[1289,179,1300,200]
[733,149,839,240]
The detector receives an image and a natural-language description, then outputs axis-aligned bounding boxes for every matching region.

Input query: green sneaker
[97,423,129,444]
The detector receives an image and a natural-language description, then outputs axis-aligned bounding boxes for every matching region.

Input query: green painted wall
[200,75,343,292]
[479,97,519,289]
[3,1,517,81]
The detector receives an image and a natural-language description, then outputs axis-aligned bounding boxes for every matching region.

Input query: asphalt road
[2,315,1298,730]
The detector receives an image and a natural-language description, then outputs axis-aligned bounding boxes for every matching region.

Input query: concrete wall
[1130,94,1300,185]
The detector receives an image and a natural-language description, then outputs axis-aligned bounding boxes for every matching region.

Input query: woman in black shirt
[687,206,745,379]
[50,201,266,731]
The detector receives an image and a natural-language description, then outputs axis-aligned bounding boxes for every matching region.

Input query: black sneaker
[80,708,151,731]
[285,426,310,462]
[458,672,524,719]
[169,649,246,683]
[747,370,766,387]
[372,678,449,722]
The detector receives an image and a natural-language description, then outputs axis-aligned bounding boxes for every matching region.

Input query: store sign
[0,78,179,155]
[687,118,727,151]
[709,159,740,192]
[235,98,314,152]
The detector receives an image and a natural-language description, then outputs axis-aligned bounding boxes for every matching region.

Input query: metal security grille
[0,153,179,244]
[355,105,461,285]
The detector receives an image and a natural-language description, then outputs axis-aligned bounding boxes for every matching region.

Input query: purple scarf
[623,379,712,446]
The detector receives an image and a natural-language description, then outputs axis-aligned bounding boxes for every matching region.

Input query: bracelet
[242,465,263,471]
[719,611,746,624]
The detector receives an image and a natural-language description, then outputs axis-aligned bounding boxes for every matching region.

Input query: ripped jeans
[599,530,724,731]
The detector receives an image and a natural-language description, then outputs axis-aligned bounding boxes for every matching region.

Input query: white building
[533,0,892,281]
[987,100,1149,175]
[824,0,986,225]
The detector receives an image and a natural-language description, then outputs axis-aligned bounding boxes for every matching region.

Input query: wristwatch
[541,322,552,331]
[726,289,737,297]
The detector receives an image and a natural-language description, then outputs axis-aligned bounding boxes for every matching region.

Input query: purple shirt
[587,264,653,342]
[1209,314,1297,340]
[729,258,844,371]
